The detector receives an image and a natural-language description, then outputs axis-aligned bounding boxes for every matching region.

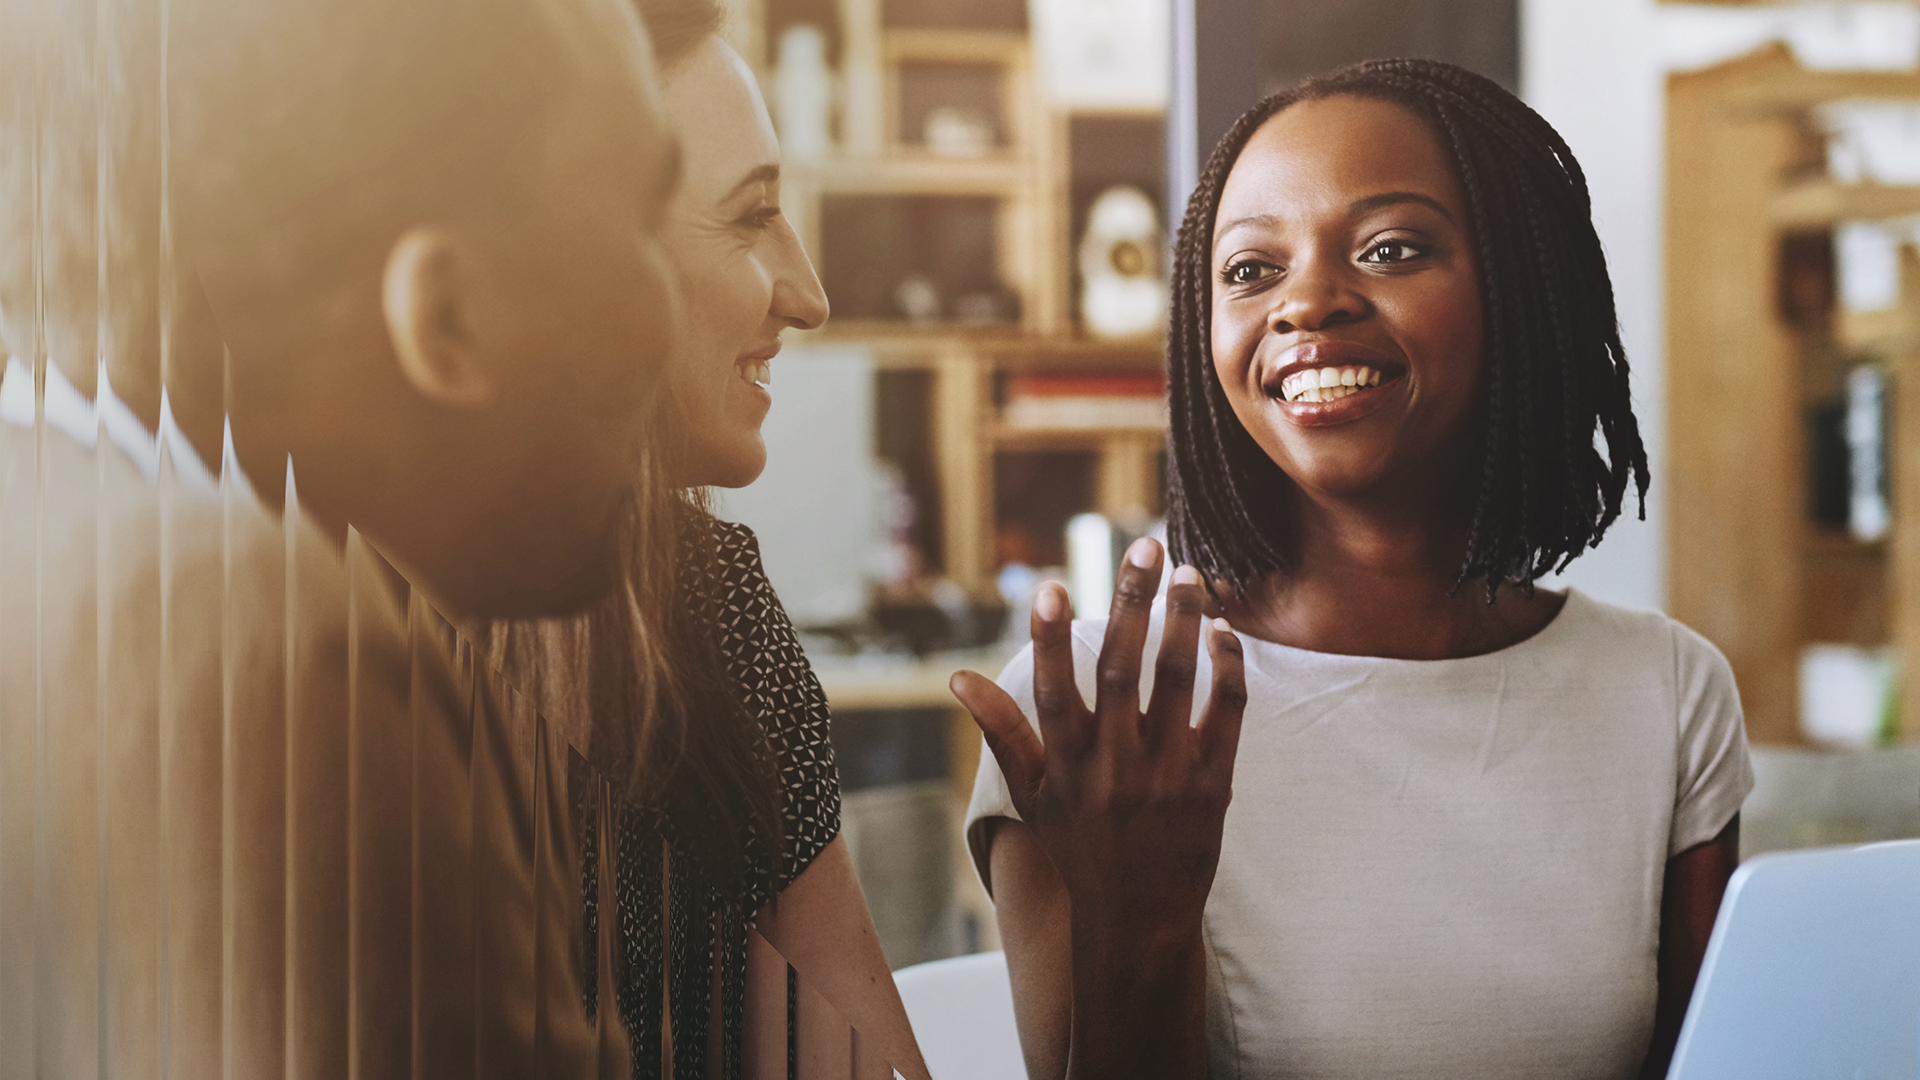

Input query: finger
[1093,537,1162,727]
[1029,582,1091,753]
[951,670,1046,813]
[1196,618,1248,770]
[1144,565,1206,747]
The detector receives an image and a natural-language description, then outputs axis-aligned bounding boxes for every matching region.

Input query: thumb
[951,669,1045,813]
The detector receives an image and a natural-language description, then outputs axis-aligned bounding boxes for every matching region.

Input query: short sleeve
[694,520,842,899]
[1669,624,1754,856]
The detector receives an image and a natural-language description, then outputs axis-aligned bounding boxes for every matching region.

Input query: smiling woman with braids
[952,60,1751,1080]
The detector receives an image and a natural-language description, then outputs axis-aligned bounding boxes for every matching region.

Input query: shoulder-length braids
[1164,58,1649,599]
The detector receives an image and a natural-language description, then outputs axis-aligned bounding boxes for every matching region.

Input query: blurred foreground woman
[1,0,682,1073]
[489,1,934,1076]
[956,60,1750,1080]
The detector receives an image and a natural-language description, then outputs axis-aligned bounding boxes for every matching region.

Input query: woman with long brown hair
[494,1,933,1075]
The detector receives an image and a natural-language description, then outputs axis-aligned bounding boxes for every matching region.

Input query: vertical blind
[0,0,896,1075]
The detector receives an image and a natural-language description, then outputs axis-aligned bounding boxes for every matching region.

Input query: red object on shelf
[1001,371,1166,430]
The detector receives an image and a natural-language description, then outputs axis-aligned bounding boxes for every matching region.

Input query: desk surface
[812,647,1017,713]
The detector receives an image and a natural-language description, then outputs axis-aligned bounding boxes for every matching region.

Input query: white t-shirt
[965,589,1753,1080]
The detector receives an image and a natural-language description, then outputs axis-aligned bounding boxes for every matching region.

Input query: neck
[1220,479,1562,661]
[218,312,397,550]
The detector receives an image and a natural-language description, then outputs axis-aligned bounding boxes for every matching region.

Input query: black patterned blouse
[576,515,842,1078]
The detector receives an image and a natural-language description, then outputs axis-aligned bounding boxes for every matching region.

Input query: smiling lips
[1261,339,1406,413]
[736,343,778,390]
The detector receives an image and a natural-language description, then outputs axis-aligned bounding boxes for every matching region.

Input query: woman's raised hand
[951,537,1247,930]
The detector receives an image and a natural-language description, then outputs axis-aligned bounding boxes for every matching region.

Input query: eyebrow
[726,163,781,200]
[1215,190,1456,242]
[1347,190,1454,222]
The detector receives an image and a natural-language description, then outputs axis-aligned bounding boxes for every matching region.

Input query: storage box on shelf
[1668,44,1920,745]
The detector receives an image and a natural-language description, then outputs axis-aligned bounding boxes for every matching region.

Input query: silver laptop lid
[1668,839,1920,1080]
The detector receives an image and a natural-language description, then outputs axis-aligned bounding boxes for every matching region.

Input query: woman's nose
[771,225,830,331]
[1267,258,1364,334]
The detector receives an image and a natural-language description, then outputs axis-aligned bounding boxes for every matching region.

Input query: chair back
[892,951,1027,1079]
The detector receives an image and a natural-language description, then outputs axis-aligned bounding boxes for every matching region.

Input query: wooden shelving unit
[1667,44,1920,744]
[744,0,1169,594]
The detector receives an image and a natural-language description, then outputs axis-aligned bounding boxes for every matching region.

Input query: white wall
[1523,0,1670,613]
[710,345,879,624]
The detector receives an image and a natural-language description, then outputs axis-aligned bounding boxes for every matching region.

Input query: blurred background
[710,0,1920,968]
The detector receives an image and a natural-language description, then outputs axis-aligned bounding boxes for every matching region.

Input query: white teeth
[739,360,771,388]
[1293,384,1362,403]
[1280,365,1386,402]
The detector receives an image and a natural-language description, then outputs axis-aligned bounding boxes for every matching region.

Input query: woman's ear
[381,226,495,409]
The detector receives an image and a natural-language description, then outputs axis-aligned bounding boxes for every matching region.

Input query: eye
[735,205,781,232]
[1220,258,1278,286]
[1360,238,1423,264]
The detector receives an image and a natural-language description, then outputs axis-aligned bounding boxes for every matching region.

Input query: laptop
[1667,839,1920,1079]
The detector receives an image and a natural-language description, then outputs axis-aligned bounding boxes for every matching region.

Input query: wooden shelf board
[813,650,1018,712]
[1059,104,1167,121]
[1803,528,1890,556]
[816,664,967,712]
[988,422,1166,449]
[1678,43,1920,111]
[799,324,1164,368]
[805,321,1026,347]
[1773,179,1920,227]
[986,335,1165,368]
[796,155,1030,195]
[882,28,1028,63]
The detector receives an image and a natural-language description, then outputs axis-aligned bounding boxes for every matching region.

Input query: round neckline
[1228,587,1587,667]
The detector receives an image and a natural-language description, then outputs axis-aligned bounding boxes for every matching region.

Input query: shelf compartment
[993,448,1096,568]
[895,60,1009,154]
[1802,528,1891,647]
[818,194,1019,324]
[883,30,1034,158]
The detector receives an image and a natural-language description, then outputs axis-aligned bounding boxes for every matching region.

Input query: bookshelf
[1667,44,1920,745]
[737,0,1168,595]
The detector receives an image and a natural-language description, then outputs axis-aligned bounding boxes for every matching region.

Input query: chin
[685,439,768,490]
[1280,452,1401,500]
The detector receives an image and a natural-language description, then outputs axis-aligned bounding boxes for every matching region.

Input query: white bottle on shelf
[1846,363,1889,543]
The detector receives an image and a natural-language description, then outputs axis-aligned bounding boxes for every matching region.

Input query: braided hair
[1164,58,1648,600]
